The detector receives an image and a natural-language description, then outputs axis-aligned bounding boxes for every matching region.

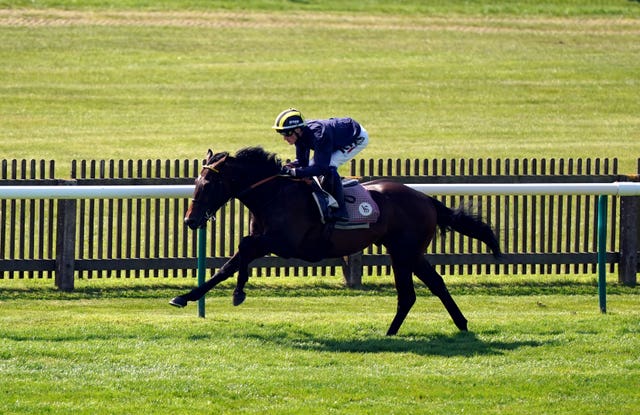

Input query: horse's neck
[235,176,283,212]
[238,177,312,219]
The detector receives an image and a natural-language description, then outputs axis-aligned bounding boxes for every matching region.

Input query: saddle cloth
[342,179,380,223]
[311,178,380,227]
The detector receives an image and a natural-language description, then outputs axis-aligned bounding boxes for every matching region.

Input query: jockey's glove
[281,166,296,176]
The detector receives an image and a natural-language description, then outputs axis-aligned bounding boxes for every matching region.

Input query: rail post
[55,180,77,291]
[197,226,206,318]
[342,252,363,288]
[597,195,608,313]
[619,195,639,287]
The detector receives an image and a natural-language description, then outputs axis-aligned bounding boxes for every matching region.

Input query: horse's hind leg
[387,256,417,336]
[414,257,468,331]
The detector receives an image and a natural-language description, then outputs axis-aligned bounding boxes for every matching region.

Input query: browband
[203,154,228,173]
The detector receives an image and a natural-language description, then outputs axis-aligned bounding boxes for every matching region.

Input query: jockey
[273,108,369,222]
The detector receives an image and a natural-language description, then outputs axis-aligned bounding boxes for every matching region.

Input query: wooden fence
[1,157,639,289]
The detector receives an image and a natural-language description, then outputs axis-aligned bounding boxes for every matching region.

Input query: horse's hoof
[232,290,246,306]
[169,296,187,308]
[457,320,469,332]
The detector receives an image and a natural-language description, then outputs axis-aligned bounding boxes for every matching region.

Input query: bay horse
[170,147,501,335]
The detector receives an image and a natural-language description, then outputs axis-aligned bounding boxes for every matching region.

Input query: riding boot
[309,178,331,224]
[325,167,349,222]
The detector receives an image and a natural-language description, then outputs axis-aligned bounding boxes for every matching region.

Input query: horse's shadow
[245,329,543,357]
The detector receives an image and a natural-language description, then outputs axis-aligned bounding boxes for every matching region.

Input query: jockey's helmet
[272,108,306,134]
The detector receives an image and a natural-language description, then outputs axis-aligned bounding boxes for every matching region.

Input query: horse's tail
[430,197,502,258]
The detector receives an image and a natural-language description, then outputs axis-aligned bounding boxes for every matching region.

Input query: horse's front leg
[232,235,271,306]
[169,253,241,308]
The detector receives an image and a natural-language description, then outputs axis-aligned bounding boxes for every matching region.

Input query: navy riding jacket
[291,117,362,177]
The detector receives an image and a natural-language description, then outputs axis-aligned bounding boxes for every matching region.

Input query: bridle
[189,156,228,220]
[202,154,283,196]
[192,155,284,220]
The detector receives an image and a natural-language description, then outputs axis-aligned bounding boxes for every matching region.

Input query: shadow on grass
[246,329,544,357]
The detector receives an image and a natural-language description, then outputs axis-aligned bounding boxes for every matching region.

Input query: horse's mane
[234,146,282,174]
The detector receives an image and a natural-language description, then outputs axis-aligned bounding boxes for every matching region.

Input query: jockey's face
[281,128,300,145]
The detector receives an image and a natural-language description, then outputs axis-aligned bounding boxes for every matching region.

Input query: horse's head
[184,147,283,229]
[184,149,233,229]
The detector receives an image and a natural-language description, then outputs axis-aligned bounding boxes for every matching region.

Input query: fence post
[197,226,206,318]
[597,195,608,313]
[619,195,639,287]
[342,252,363,288]
[55,180,77,291]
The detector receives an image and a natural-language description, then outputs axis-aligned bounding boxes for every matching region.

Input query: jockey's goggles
[278,129,296,137]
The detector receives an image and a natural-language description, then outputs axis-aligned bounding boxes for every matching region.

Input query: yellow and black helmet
[272,108,306,133]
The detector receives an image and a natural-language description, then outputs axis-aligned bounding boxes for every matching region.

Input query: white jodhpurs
[308,127,369,169]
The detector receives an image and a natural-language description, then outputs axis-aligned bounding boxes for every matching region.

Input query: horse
[170,147,502,335]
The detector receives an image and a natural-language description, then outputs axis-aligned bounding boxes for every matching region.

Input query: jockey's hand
[280,166,296,176]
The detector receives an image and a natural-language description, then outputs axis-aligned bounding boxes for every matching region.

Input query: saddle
[310,178,380,228]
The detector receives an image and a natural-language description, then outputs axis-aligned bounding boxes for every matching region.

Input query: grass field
[1,277,639,414]
[1,1,639,177]
[1,2,640,414]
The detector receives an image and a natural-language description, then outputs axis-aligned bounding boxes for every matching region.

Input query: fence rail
[1,157,639,290]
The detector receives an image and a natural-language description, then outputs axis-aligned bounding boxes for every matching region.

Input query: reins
[202,154,295,198]
[236,174,281,198]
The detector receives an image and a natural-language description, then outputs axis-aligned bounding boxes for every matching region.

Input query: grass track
[1,278,639,414]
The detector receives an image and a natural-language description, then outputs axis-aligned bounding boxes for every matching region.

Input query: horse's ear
[206,149,214,159]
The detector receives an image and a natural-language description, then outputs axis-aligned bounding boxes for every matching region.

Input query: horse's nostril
[185,215,208,229]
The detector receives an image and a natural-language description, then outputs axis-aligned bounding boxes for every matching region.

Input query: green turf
[1,2,639,177]
[1,277,639,414]
[3,0,640,16]
[1,3,639,413]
